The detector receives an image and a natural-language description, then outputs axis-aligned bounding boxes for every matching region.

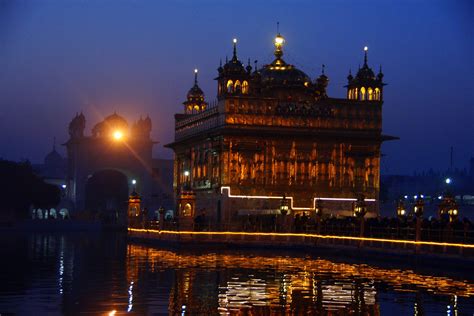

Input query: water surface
[0,232,473,315]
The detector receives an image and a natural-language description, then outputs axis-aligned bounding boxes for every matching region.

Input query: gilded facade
[166,32,395,225]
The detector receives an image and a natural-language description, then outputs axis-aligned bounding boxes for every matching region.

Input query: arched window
[227,80,234,93]
[234,80,241,93]
[193,105,200,111]
[360,87,366,100]
[375,88,381,100]
[368,87,373,100]
[242,81,249,94]
[348,89,353,99]
[354,88,358,100]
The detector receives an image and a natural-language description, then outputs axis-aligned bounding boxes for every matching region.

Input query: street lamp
[353,195,367,218]
[448,203,459,222]
[132,179,137,185]
[396,199,406,219]
[413,195,424,218]
[280,194,289,216]
[413,194,424,243]
[445,178,452,184]
[315,199,323,218]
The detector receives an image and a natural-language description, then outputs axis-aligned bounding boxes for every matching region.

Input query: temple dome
[260,33,311,88]
[187,83,204,100]
[44,147,62,165]
[355,64,376,81]
[92,112,129,137]
[260,61,310,87]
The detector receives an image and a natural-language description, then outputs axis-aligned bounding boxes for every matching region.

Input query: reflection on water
[0,233,473,315]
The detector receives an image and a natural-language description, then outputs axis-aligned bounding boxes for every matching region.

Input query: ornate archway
[85,169,129,223]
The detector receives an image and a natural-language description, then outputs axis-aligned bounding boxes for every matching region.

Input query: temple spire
[274,26,285,60]
[194,68,198,85]
[322,64,325,75]
[232,38,237,60]
[363,46,368,66]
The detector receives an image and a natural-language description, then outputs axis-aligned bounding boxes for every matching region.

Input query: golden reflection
[126,244,474,314]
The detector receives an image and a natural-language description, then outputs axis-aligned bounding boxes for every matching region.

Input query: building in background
[166,32,396,227]
[64,112,173,221]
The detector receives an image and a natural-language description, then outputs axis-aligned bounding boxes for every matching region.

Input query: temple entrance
[85,169,129,224]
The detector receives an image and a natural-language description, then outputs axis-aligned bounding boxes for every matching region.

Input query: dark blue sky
[0,0,472,174]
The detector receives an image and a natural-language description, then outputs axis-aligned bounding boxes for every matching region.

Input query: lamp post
[315,199,323,234]
[280,194,290,232]
[158,206,165,230]
[353,195,367,242]
[413,195,424,243]
[396,199,407,220]
[448,202,459,223]
[280,194,289,216]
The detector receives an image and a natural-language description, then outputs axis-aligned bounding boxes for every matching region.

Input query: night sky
[0,0,472,175]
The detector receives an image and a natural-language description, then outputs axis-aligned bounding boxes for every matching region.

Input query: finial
[254,60,258,71]
[277,21,280,34]
[274,27,285,59]
[219,59,222,67]
[232,38,237,60]
[322,64,325,75]
[226,55,228,63]
[364,46,368,66]
[349,68,352,75]
[379,64,383,73]
[194,68,198,85]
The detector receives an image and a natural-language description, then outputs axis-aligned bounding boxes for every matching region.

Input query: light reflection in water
[1,234,472,315]
[127,244,474,314]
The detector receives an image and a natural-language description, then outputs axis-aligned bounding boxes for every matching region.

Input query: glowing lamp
[132,179,137,185]
[184,170,190,177]
[61,184,67,189]
[396,199,406,219]
[353,195,367,218]
[445,178,452,184]
[280,195,289,216]
[113,130,123,140]
[194,68,198,74]
[233,38,237,44]
[364,46,368,51]
[413,195,424,218]
[314,199,322,217]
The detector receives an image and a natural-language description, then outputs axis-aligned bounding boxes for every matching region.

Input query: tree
[0,159,61,219]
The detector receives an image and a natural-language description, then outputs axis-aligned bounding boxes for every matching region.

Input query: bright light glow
[445,178,452,184]
[113,130,123,140]
[364,46,368,51]
[132,179,136,185]
[184,170,190,177]
[61,184,66,189]
[233,38,237,44]
[129,228,474,249]
[220,186,375,211]
[108,311,116,316]
[438,195,443,200]
[194,68,198,74]
[420,194,424,198]
[275,35,284,45]
[404,195,408,199]
[414,195,418,199]
[453,209,458,215]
